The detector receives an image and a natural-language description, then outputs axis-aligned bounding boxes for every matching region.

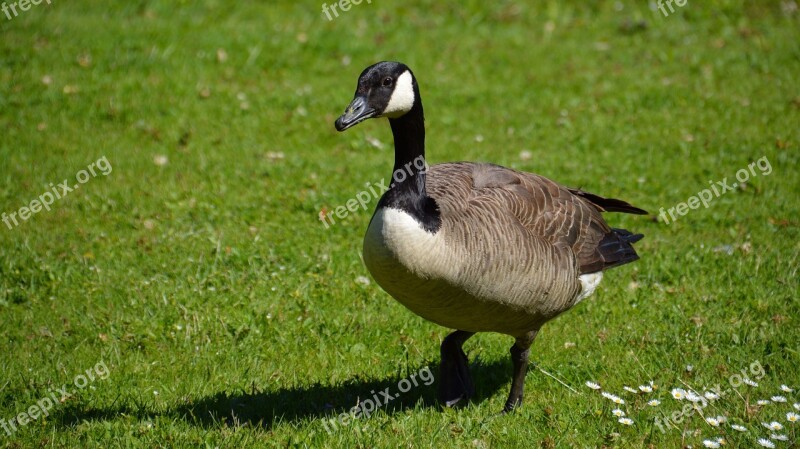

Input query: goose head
[335,61,420,132]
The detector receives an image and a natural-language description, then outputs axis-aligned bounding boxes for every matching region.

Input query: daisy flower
[704,391,719,400]
[671,388,687,400]
[787,412,799,423]
[585,381,601,390]
[602,391,625,404]
[743,378,758,387]
[715,416,727,423]
[757,399,771,406]
[612,408,625,417]
[618,417,634,425]
[730,424,747,432]
[686,391,704,403]
[780,385,793,393]
[702,440,720,448]
[771,434,788,441]
[705,417,720,427]
[639,385,653,393]
[623,386,638,394]
[757,439,775,448]
[762,421,783,431]
[771,395,787,403]
[648,399,661,406]
[795,403,800,411]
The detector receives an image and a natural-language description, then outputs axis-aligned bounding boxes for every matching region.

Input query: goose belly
[363,208,587,335]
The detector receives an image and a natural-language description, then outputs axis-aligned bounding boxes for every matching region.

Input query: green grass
[1,0,799,447]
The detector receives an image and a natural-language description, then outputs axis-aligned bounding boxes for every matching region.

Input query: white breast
[364,207,453,281]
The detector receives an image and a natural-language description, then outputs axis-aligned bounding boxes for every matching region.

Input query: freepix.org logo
[2,0,52,21]
[2,156,112,231]
[1,360,110,439]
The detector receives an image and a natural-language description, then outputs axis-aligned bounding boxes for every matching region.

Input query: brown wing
[427,162,645,274]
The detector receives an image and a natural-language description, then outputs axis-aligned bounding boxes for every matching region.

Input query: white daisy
[601,391,625,404]
[716,416,727,423]
[585,381,601,390]
[618,417,634,425]
[648,399,661,406]
[771,434,788,441]
[787,412,799,423]
[780,384,793,393]
[795,403,800,411]
[743,378,758,387]
[639,385,653,393]
[757,439,775,448]
[686,391,704,403]
[762,421,783,431]
[704,391,719,400]
[771,395,787,403]
[757,399,771,406]
[705,417,720,427]
[623,386,638,394]
[702,440,720,448]
[612,408,625,417]
[730,424,747,432]
[671,388,686,400]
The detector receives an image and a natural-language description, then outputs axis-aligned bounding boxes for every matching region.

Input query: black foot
[438,330,475,407]
[501,348,527,413]
[501,330,539,414]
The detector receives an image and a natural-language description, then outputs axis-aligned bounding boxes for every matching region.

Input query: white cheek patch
[382,71,415,118]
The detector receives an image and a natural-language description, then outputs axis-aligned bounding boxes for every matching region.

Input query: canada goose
[334,61,647,412]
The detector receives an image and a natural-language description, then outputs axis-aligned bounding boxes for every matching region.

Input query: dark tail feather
[612,227,644,244]
[568,189,648,215]
[584,228,643,273]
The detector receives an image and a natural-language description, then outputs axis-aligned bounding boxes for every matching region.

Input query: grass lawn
[1,0,799,447]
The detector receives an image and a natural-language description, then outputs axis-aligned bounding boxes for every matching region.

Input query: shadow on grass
[56,359,511,430]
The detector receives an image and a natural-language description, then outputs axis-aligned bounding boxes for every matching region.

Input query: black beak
[335,96,376,131]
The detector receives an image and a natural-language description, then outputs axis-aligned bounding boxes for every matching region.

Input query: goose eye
[382,77,393,87]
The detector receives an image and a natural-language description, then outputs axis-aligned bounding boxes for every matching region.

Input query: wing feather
[427,162,645,275]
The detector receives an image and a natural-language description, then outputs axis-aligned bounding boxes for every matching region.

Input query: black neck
[378,102,441,232]
[389,108,426,193]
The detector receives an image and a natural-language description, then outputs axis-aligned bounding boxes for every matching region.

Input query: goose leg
[502,329,539,413]
[439,330,475,407]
